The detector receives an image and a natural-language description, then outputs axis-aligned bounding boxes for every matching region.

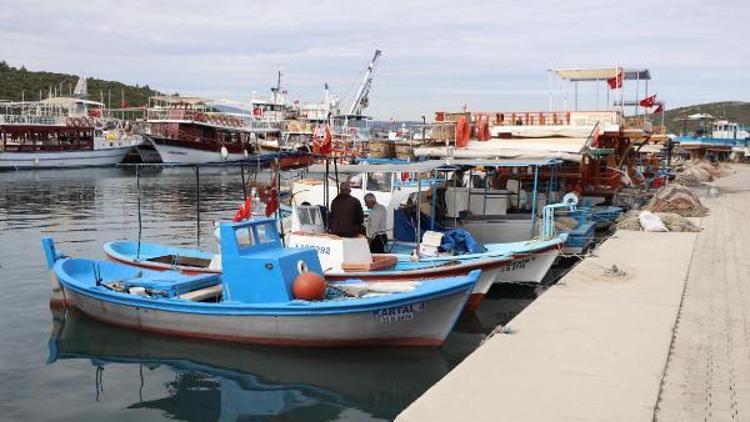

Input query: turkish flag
[654,104,665,114]
[639,95,657,108]
[607,70,623,89]
[320,125,333,155]
[264,188,279,217]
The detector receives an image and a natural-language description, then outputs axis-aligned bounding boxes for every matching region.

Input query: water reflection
[48,309,453,421]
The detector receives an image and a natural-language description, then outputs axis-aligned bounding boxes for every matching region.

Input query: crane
[347,50,382,116]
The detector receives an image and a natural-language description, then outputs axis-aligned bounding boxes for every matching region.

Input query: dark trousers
[369,234,388,254]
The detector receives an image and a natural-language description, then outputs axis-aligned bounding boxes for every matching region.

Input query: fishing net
[554,216,579,232]
[616,211,700,232]
[656,212,700,232]
[675,166,712,186]
[643,183,709,217]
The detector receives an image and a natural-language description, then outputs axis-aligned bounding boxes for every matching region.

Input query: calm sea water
[0,167,550,421]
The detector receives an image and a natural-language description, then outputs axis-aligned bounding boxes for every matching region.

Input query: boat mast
[348,50,382,116]
[271,67,283,105]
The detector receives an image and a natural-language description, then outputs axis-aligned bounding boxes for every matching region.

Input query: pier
[398,166,750,421]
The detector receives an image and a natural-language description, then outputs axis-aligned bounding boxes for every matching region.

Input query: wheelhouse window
[235,228,254,247]
[366,172,392,192]
[255,223,277,244]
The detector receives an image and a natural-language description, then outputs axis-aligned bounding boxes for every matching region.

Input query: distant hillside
[662,101,750,135]
[0,61,161,107]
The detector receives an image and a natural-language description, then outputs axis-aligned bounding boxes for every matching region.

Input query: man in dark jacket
[328,182,364,237]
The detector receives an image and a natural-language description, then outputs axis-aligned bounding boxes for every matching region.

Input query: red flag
[590,125,602,148]
[232,198,253,222]
[321,125,333,155]
[653,104,665,114]
[639,95,657,108]
[607,70,623,89]
[265,192,279,217]
[120,99,129,108]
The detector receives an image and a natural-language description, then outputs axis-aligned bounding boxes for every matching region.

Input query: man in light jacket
[364,193,388,253]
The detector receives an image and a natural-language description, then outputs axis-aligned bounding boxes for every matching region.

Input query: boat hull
[0,146,133,169]
[496,247,560,284]
[62,285,469,347]
[326,263,502,313]
[148,137,248,164]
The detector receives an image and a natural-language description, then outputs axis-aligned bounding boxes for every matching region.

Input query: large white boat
[0,96,137,170]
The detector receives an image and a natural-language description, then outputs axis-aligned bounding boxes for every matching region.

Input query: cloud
[1,0,748,118]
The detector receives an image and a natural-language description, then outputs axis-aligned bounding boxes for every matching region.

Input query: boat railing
[471,110,622,127]
[541,194,579,240]
[147,109,282,132]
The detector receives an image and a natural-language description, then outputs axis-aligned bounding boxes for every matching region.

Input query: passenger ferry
[0,96,138,169]
[145,96,282,164]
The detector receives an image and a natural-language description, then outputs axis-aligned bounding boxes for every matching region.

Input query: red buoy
[292,272,327,301]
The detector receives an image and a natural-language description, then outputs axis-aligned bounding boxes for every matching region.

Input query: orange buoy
[292,272,327,301]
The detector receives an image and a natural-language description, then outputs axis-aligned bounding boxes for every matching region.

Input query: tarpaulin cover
[439,229,487,254]
[393,208,444,243]
[392,208,486,254]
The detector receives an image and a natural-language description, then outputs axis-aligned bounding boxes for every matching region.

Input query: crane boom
[348,50,382,115]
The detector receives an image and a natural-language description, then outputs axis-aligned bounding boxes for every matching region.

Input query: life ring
[65,117,74,127]
[73,117,82,127]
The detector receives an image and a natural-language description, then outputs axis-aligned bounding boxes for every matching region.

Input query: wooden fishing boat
[45,218,477,347]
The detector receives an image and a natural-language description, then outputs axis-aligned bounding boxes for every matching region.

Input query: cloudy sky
[1,0,747,119]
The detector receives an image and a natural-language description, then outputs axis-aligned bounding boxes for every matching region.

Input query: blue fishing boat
[560,220,597,254]
[105,232,510,312]
[43,218,478,347]
[558,205,623,230]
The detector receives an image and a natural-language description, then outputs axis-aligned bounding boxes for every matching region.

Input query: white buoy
[244,149,249,159]
[34,157,39,167]
[220,146,229,160]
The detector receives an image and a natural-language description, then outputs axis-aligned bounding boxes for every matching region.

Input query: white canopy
[551,67,651,81]
[40,96,104,108]
[306,160,445,174]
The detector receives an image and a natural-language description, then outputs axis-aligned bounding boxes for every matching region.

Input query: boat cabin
[712,120,749,140]
[218,218,323,303]
[287,205,378,272]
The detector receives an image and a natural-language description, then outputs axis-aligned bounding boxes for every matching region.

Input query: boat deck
[398,165,750,421]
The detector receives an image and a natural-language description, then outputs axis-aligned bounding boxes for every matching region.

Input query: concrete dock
[398,166,750,421]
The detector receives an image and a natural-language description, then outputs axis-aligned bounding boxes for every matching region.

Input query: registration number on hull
[373,303,425,323]
[499,257,534,272]
[293,243,331,255]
